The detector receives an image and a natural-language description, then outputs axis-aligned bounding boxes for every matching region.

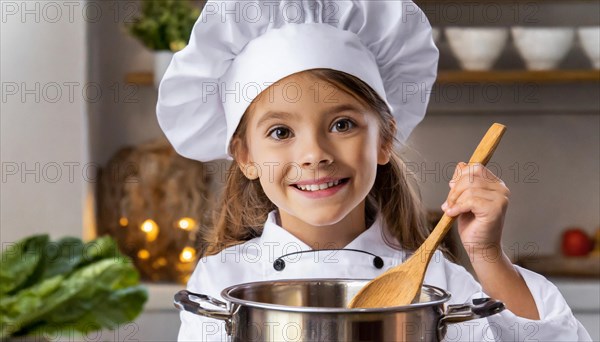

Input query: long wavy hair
[198,69,441,260]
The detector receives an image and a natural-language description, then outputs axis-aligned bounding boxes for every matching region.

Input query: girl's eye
[268,127,292,140]
[331,119,355,133]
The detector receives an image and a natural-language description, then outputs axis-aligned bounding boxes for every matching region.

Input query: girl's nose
[298,136,334,169]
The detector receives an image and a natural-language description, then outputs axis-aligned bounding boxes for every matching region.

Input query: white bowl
[511,27,575,70]
[577,26,600,69]
[445,27,509,71]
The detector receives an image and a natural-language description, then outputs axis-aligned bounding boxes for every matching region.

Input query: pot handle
[437,297,505,341]
[174,290,233,322]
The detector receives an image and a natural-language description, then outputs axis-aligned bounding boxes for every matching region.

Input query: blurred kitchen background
[1,0,599,341]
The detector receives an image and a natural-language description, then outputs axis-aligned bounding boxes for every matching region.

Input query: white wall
[0,1,90,244]
[86,0,161,167]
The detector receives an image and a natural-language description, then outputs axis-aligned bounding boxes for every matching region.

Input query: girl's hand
[441,162,511,261]
[441,163,541,320]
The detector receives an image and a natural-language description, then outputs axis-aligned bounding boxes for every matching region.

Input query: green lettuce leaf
[0,235,147,339]
[0,235,48,295]
[0,274,64,337]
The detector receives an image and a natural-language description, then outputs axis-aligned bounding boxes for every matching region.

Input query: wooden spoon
[348,123,507,309]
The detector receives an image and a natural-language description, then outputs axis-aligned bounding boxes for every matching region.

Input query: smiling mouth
[292,178,350,192]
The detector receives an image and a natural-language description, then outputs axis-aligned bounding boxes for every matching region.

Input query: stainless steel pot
[175,278,504,341]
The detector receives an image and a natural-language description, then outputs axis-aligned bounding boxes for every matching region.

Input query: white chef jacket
[178,211,592,341]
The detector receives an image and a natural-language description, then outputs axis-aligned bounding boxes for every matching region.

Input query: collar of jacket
[255,210,407,272]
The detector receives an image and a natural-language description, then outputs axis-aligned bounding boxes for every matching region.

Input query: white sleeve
[441,259,592,341]
[177,260,230,341]
[481,265,592,342]
[178,310,227,342]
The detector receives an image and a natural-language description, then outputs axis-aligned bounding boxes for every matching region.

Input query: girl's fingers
[444,195,501,218]
[450,162,501,185]
[447,179,507,207]
[444,195,492,217]
[449,162,467,189]
[442,187,497,213]
[446,163,509,207]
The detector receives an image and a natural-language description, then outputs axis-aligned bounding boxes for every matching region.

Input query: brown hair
[198,69,440,259]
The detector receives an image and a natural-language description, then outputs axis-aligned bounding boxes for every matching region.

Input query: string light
[179,247,196,263]
[180,274,191,284]
[140,219,159,242]
[137,249,150,260]
[119,217,129,227]
[152,257,168,269]
[177,217,197,230]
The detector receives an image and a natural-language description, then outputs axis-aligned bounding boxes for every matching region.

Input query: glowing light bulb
[140,219,159,242]
[157,257,167,266]
[137,249,150,260]
[152,257,168,269]
[177,217,196,230]
[179,247,196,263]
[119,217,129,227]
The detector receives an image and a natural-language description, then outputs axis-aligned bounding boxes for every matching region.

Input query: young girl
[157,1,591,341]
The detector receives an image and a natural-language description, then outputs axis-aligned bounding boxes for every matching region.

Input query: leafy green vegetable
[0,235,48,295]
[39,237,85,280]
[0,235,147,339]
[126,0,201,52]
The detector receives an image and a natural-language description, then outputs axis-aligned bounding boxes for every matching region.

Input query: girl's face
[236,72,390,228]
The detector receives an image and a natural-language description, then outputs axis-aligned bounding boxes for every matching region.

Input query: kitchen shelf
[416,0,593,2]
[126,70,600,86]
[436,70,600,84]
[126,72,154,85]
[517,254,600,278]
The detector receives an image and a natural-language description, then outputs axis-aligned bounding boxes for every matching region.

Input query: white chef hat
[157,0,438,162]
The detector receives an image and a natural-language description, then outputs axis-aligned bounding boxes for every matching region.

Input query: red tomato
[561,228,593,257]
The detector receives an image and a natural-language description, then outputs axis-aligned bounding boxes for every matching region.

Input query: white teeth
[296,179,344,191]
